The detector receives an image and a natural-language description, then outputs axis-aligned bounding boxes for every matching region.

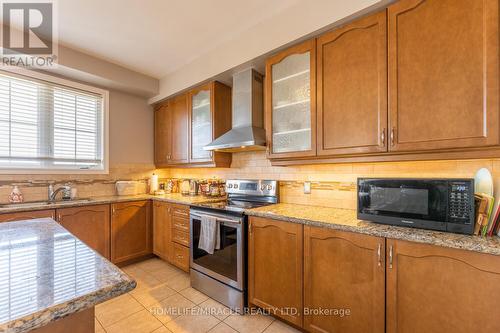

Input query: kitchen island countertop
[0,218,136,333]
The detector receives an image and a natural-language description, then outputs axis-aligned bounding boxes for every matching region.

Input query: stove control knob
[267,185,273,191]
[228,184,233,189]
[261,184,266,190]
[234,184,238,189]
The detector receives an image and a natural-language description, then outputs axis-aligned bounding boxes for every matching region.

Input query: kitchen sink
[0,198,93,209]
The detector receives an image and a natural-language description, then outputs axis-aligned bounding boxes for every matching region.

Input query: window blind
[0,71,104,170]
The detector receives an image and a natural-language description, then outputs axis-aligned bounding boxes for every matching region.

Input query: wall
[150,0,390,103]
[162,151,497,210]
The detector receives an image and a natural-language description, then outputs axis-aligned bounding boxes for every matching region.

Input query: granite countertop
[0,193,225,214]
[0,218,136,333]
[246,203,500,256]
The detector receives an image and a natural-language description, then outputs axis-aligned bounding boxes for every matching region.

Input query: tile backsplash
[0,163,154,204]
[161,151,500,210]
[0,151,498,210]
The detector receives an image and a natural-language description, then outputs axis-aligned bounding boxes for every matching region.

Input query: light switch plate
[304,181,311,194]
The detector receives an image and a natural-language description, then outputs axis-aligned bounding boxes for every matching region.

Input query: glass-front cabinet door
[189,86,213,162]
[265,39,316,158]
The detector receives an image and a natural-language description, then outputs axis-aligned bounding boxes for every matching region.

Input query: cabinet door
[57,205,110,259]
[265,39,317,159]
[0,209,55,222]
[248,217,303,327]
[317,11,387,156]
[154,103,172,166]
[387,239,500,333]
[189,85,213,163]
[304,226,385,333]
[153,201,172,262]
[388,0,499,152]
[170,94,189,164]
[111,201,152,264]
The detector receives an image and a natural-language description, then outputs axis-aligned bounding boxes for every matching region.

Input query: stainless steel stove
[189,180,278,312]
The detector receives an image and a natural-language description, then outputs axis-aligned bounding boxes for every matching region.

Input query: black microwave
[357,178,475,235]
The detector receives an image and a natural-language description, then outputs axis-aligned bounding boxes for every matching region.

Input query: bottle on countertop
[8,186,24,203]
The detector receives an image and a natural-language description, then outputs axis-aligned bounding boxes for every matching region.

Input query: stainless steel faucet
[48,184,72,202]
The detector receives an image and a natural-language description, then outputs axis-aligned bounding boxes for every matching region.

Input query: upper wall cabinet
[317,11,387,156]
[154,95,188,167]
[170,93,190,164]
[154,102,172,166]
[267,0,500,165]
[265,39,317,159]
[188,82,232,167]
[154,81,232,168]
[388,0,499,152]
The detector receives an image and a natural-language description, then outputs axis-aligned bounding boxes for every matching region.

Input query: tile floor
[95,258,301,333]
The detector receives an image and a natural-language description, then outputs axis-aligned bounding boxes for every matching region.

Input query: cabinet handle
[389,245,393,269]
[57,214,62,222]
[249,221,253,237]
[380,129,386,146]
[112,207,116,215]
[377,243,382,267]
[390,128,395,146]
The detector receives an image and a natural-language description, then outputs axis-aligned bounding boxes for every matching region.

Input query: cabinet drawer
[172,204,189,218]
[172,216,189,232]
[172,228,189,247]
[173,243,189,272]
[0,209,55,223]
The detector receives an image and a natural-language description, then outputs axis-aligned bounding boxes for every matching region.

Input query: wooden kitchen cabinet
[317,11,387,156]
[170,204,190,272]
[56,205,111,259]
[386,239,500,333]
[304,226,385,333]
[248,216,303,327]
[154,102,172,167]
[0,209,55,222]
[188,82,232,167]
[265,39,317,159]
[111,200,152,264]
[387,0,499,152]
[170,93,190,164]
[153,201,173,262]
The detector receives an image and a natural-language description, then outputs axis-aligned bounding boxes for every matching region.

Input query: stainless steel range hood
[204,68,266,152]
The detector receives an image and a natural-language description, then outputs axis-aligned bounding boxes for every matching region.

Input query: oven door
[190,209,245,291]
[358,179,448,227]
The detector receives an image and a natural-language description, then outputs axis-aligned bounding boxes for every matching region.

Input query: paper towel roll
[150,173,159,194]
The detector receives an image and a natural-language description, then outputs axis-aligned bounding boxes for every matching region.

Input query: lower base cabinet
[171,204,190,272]
[248,217,304,327]
[111,200,152,264]
[304,226,385,333]
[153,201,173,262]
[0,209,55,222]
[56,205,111,259]
[387,239,500,333]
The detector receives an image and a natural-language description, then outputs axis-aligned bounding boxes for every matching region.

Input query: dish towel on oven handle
[198,214,220,254]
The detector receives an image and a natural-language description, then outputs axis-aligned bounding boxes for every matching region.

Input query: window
[0,69,108,173]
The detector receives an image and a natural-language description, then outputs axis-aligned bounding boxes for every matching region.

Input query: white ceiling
[56,0,301,79]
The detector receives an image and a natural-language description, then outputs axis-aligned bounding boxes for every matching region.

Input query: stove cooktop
[194,199,271,213]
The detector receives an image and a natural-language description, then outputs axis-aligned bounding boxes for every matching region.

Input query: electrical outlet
[304,181,311,194]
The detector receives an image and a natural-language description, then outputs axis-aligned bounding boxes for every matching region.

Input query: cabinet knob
[390,128,396,146]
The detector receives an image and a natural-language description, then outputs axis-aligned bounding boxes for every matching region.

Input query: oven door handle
[190,212,242,225]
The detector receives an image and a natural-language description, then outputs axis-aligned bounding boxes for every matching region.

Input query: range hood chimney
[204,68,266,152]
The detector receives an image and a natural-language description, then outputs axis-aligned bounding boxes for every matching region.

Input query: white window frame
[0,66,109,174]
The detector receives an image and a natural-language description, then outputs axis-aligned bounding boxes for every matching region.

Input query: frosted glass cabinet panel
[190,89,212,161]
[266,40,316,158]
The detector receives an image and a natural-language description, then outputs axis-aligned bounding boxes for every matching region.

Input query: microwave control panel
[448,181,473,224]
